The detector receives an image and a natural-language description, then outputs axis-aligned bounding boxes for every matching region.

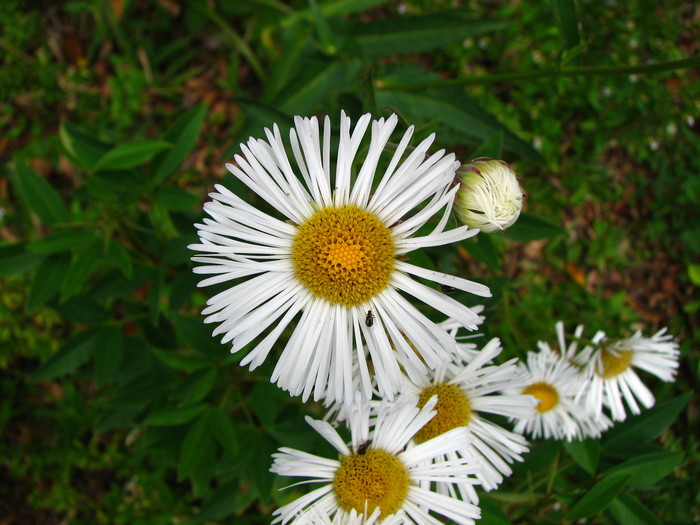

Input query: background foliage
[1,0,698,523]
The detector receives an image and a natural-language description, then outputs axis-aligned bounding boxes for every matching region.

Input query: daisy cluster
[189,113,680,524]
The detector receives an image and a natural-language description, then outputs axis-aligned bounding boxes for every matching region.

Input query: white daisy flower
[270,395,482,525]
[510,348,611,441]
[189,112,490,405]
[573,326,680,421]
[294,506,404,525]
[401,338,536,497]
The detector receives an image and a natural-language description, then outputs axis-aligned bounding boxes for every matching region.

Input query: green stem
[379,57,700,90]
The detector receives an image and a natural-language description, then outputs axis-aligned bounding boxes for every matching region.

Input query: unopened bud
[455,158,523,233]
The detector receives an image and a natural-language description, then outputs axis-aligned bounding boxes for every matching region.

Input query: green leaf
[11,161,69,225]
[94,327,124,387]
[146,403,207,426]
[462,235,500,272]
[277,58,363,115]
[59,122,111,170]
[28,230,100,254]
[0,243,44,278]
[153,185,200,211]
[175,315,225,358]
[178,411,211,481]
[566,473,631,521]
[688,263,700,286]
[604,451,683,487]
[505,212,564,241]
[61,243,102,301]
[376,86,544,162]
[54,295,110,324]
[480,497,513,524]
[27,253,69,310]
[30,329,102,382]
[309,0,338,55]
[106,241,133,279]
[191,481,241,524]
[603,393,691,453]
[209,408,239,456]
[470,133,504,160]
[250,382,287,427]
[564,438,600,475]
[282,0,389,27]
[551,0,581,51]
[608,493,662,525]
[353,12,507,60]
[92,141,172,172]
[152,104,206,182]
[152,349,211,372]
[175,369,218,405]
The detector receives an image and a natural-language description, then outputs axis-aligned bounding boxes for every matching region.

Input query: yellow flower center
[523,382,559,413]
[333,448,409,517]
[414,383,471,443]
[292,205,395,306]
[599,346,633,378]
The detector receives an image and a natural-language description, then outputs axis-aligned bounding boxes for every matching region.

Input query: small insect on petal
[365,310,374,327]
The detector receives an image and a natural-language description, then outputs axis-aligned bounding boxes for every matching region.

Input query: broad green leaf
[148,202,179,240]
[93,327,124,387]
[309,0,338,55]
[106,241,133,279]
[480,497,513,524]
[462,235,500,272]
[564,438,600,475]
[376,86,544,162]
[352,12,507,60]
[86,170,149,203]
[551,0,581,51]
[54,295,110,324]
[281,0,389,27]
[470,133,504,160]
[152,349,211,372]
[175,315,225,358]
[152,104,206,182]
[168,273,198,313]
[92,141,171,172]
[688,263,700,286]
[604,451,683,487]
[11,161,69,225]
[0,243,44,277]
[566,473,631,521]
[27,253,69,310]
[146,403,207,426]
[250,382,288,427]
[191,440,217,497]
[30,328,102,382]
[153,185,200,211]
[178,411,211,481]
[191,481,240,524]
[59,122,111,171]
[61,243,102,301]
[608,493,662,525]
[263,24,315,100]
[28,230,100,254]
[209,408,239,456]
[175,369,218,405]
[505,212,564,241]
[278,58,362,115]
[603,393,691,452]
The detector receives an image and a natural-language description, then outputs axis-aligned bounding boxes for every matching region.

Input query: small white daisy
[510,348,611,441]
[270,395,482,525]
[189,112,491,405]
[294,506,404,525]
[574,326,680,421]
[401,337,536,497]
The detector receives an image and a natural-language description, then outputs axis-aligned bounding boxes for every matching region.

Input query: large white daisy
[270,395,481,524]
[189,112,490,405]
[510,348,611,441]
[400,337,536,498]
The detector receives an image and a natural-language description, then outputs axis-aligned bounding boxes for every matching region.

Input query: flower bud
[455,158,524,232]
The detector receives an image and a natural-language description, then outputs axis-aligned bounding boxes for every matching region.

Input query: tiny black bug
[357,440,370,455]
[440,284,456,294]
[365,310,374,327]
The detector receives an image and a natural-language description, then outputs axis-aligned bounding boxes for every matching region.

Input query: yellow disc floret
[523,382,560,413]
[414,383,471,443]
[599,346,633,378]
[333,448,409,517]
[292,205,395,306]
